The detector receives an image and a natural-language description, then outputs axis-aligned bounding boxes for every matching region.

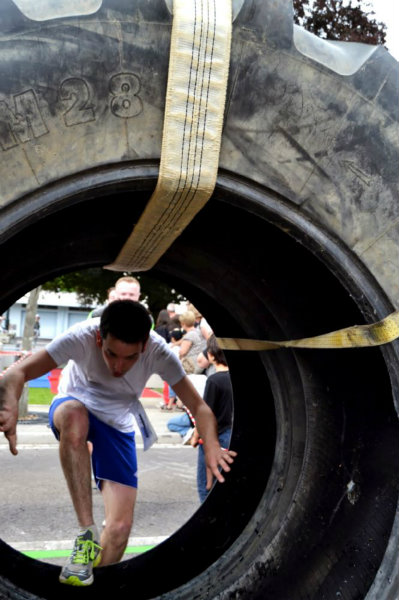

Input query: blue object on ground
[28,373,50,388]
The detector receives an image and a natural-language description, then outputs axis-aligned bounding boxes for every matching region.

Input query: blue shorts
[49,396,138,489]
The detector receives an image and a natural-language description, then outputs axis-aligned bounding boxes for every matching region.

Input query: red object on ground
[46,369,163,398]
[48,368,62,394]
[162,380,169,405]
[141,387,163,398]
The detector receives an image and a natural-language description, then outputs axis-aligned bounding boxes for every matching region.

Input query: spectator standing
[91,276,141,320]
[162,328,183,410]
[177,311,204,374]
[187,303,213,342]
[191,335,234,502]
[154,309,171,343]
[155,309,173,408]
[169,314,182,331]
[114,276,141,301]
[166,303,176,319]
[107,287,117,303]
[33,315,41,343]
[90,287,117,319]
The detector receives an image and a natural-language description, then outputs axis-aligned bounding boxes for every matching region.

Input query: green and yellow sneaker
[59,528,102,586]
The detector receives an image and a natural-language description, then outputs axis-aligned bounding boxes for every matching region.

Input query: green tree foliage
[43,269,116,304]
[43,268,185,318]
[293,0,387,45]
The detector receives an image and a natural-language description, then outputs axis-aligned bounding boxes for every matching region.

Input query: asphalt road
[0,444,200,565]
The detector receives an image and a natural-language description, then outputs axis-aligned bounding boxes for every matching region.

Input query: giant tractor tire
[0,1,398,599]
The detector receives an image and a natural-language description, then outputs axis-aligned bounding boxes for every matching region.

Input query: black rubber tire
[0,2,398,599]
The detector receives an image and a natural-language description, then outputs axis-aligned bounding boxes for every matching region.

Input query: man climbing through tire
[0,300,237,587]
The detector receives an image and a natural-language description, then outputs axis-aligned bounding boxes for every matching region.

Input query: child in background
[190,335,233,502]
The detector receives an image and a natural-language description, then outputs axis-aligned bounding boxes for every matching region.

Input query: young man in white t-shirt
[0,301,236,587]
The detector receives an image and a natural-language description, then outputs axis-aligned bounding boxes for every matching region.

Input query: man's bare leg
[99,480,137,565]
[53,400,94,528]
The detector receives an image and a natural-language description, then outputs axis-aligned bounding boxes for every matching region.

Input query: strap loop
[217,311,399,351]
[107,0,232,272]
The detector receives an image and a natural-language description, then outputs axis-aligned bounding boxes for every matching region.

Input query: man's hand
[172,375,238,489]
[0,349,57,455]
[0,386,19,455]
[204,441,237,490]
[191,426,237,489]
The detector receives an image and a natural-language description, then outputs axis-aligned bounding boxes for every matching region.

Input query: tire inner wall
[0,185,397,599]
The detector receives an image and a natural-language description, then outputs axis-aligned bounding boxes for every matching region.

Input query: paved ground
[0,396,199,566]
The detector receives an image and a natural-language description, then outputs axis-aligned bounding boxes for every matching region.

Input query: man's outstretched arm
[172,376,237,490]
[0,350,58,455]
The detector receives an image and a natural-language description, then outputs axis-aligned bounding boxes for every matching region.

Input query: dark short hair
[100,300,151,344]
[170,328,183,342]
[207,334,227,366]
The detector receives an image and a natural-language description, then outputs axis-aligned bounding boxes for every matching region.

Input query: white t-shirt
[46,319,185,441]
[187,373,207,398]
[200,316,213,340]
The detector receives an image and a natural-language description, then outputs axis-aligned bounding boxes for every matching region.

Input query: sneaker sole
[59,546,101,586]
[59,574,94,586]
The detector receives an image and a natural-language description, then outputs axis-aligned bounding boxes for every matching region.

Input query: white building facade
[7,291,97,341]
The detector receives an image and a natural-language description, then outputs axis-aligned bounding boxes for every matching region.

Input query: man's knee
[104,518,132,548]
[54,401,89,442]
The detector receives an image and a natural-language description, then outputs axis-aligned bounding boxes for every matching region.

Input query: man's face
[115,281,141,301]
[100,333,145,377]
[108,289,117,303]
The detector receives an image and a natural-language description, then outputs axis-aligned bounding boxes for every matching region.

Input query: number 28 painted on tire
[59,72,143,127]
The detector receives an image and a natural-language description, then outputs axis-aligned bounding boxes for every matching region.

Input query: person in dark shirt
[154,309,171,343]
[191,335,233,502]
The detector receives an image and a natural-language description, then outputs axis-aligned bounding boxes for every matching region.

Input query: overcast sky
[368,0,398,60]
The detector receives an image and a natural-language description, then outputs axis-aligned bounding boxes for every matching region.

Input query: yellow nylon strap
[217,310,399,351]
[107,0,232,272]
